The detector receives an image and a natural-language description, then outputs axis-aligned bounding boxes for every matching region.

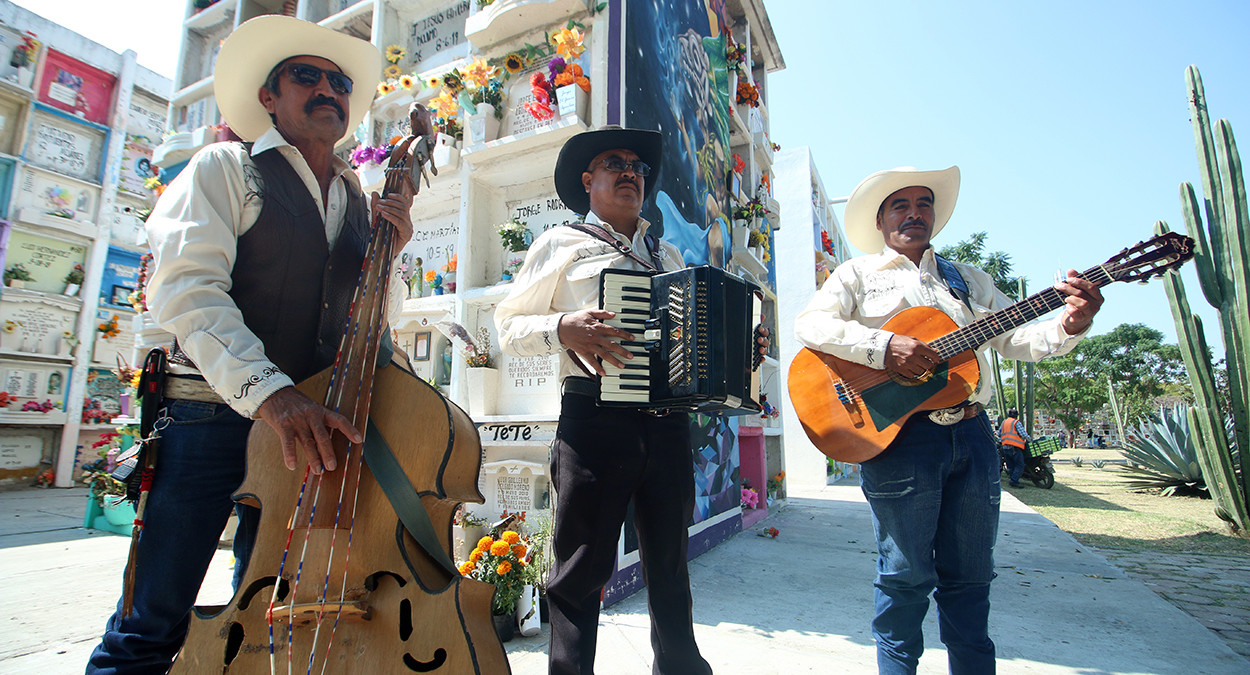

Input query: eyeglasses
[597,157,651,177]
[282,63,353,95]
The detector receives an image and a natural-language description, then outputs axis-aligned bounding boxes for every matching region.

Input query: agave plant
[1118,406,1206,496]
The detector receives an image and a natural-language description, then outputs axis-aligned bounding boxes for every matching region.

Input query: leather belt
[164,374,225,405]
[927,402,983,426]
[561,376,600,398]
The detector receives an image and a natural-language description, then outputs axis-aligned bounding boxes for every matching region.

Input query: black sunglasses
[598,157,651,177]
[282,63,353,95]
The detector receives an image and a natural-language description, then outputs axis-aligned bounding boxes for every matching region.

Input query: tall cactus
[1107,374,1127,448]
[1160,65,1250,533]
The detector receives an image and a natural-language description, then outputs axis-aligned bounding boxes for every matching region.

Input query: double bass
[173,106,510,673]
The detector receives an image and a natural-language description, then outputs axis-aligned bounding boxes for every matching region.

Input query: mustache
[305,96,345,120]
[901,217,927,229]
[616,176,639,188]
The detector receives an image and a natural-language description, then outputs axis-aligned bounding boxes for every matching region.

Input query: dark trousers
[547,388,712,675]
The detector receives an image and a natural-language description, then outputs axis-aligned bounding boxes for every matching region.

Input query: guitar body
[173,364,508,674]
[788,306,980,463]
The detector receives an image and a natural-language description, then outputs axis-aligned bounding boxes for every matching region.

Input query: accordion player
[597,265,763,415]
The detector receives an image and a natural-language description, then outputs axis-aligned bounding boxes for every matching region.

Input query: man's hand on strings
[885,334,941,381]
[1054,269,1104,335]
[559,309,635,376]
[371,180,416,244]
[257,386,362,474]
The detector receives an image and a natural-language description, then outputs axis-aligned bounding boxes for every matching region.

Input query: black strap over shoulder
[934,254,975,313]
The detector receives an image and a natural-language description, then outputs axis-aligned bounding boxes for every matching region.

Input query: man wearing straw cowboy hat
[496,126,719,675]
[87,15,414,672]
[794,166,1103,673]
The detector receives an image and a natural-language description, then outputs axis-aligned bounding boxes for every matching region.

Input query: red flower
[524,101,555,121]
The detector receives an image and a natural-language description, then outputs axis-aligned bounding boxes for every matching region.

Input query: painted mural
[624,0,740,526]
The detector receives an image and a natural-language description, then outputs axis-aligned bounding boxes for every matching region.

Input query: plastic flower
[464,59,494,88]
[503,52,526,73]
[489,540,511,556]
[524,101,555,121]
[441,70,464,93]
[732,153,745,174]
[552,26,586,59]
[384,64,403,79]
[377,82,394,96]
[431,90,459,117]
[530,72,552,104]
[399,75,416,90]
[385,44,405,64]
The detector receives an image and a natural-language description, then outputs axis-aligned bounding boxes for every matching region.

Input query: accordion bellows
[598,265,763,415]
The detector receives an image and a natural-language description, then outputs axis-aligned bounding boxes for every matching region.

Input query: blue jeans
[859,412,1001,675]
[1003,446,1025,485]
[87,399,259,674]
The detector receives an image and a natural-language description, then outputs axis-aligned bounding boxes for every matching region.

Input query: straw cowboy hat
[842,166,961,254]
[554,126,663,215]
[214,15,381,145]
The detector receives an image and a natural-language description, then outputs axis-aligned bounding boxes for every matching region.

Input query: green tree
[938,231,1020,299]
[1033,323,1189,430]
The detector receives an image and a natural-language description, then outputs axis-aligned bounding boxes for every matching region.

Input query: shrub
[1118,406,1206,497]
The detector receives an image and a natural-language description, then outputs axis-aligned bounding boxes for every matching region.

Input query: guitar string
[824,265,1116,400]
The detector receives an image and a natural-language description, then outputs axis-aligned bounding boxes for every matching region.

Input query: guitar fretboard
[929,264,1113,360]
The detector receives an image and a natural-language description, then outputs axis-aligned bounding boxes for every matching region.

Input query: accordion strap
[566,222,662,272]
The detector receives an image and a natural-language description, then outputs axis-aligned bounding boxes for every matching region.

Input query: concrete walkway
[2,482,1246,674]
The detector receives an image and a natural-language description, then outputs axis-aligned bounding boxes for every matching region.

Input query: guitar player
[793,166,1103,674]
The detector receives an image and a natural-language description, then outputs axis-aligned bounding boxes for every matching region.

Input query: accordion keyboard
[600,274,653,403]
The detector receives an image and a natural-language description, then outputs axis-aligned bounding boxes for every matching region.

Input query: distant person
[1000,408,1031,488]
[794,166,1103,673]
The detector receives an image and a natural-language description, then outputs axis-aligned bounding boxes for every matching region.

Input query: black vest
[228,145,370,383]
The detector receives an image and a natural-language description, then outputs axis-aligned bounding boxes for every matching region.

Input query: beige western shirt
[794,247,1088,406]
[145,127,404,418]
[495,212,685,384]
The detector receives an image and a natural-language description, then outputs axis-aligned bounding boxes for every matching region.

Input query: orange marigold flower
[490,540,511,556]
[469,549,483,563]
[575,76,590,92]
[501,530,520,544]
[512,544,527,558]
[496,561,512,576]
[554,71,575,87]
[458,561,474,575]
[476,536,494,552]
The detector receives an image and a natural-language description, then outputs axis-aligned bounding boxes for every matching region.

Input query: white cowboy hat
[842,166,961,254]
[214,15,381,145]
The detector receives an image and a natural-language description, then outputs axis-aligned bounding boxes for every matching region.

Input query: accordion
[597,265,763,415]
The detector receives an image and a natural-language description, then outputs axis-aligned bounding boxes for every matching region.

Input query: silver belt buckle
[927,406,965,426]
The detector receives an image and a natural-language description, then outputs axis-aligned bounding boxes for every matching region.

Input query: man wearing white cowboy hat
[496,126,719,675]
[88,15,415,672]
[794,166,1103,673]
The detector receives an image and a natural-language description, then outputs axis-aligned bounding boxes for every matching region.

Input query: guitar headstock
[1102,232,1195,283]
[381,103,436,193]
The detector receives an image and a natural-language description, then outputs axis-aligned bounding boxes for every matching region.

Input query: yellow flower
[385,44,405,64]
[552,27,586,60]
[431,90,459,117]
[377,82,394,96]
[464,59,494,88]
[503,52,526,74]
[399,75,416,90]
[490,540,511,556]
[511,544,527,559]
[427,77,441,89]
[476,535,494,552]
[501,530,520,545]
[384,64,403,79]
[496,561,512,576]
[458,561,475,575]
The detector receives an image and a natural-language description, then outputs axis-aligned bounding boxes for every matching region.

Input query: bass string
[264,145,411,671]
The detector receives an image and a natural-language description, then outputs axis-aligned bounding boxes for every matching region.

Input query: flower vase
[6,279,25,289]
[555,84,588,122]
[517,584,541,637]
[356,163,386,190]
[500,272,512,283]
[16,65,32,88]
[434,286,444,295]
[466,367,499,416]
[731,223,749,250]
[433,133,460,170]
[455,524,485,563]
[63,283,81,297]
[492,613,515,642]
[102,494,136,527]
[442,271,456,294]
[466,103,500,144]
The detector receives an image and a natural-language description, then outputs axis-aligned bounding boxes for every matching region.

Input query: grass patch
[1007,463,1250,555]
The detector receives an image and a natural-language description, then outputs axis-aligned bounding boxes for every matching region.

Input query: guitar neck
[930,263,1115,360]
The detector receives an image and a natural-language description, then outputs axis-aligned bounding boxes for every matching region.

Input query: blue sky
[18,0,1247,355]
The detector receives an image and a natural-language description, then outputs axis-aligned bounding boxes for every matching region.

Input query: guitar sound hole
[403,648,448,672]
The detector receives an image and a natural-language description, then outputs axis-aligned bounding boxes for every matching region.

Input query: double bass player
[87,16,415,672]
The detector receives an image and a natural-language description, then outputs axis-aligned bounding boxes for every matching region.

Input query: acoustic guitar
[788,232,1195,463]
